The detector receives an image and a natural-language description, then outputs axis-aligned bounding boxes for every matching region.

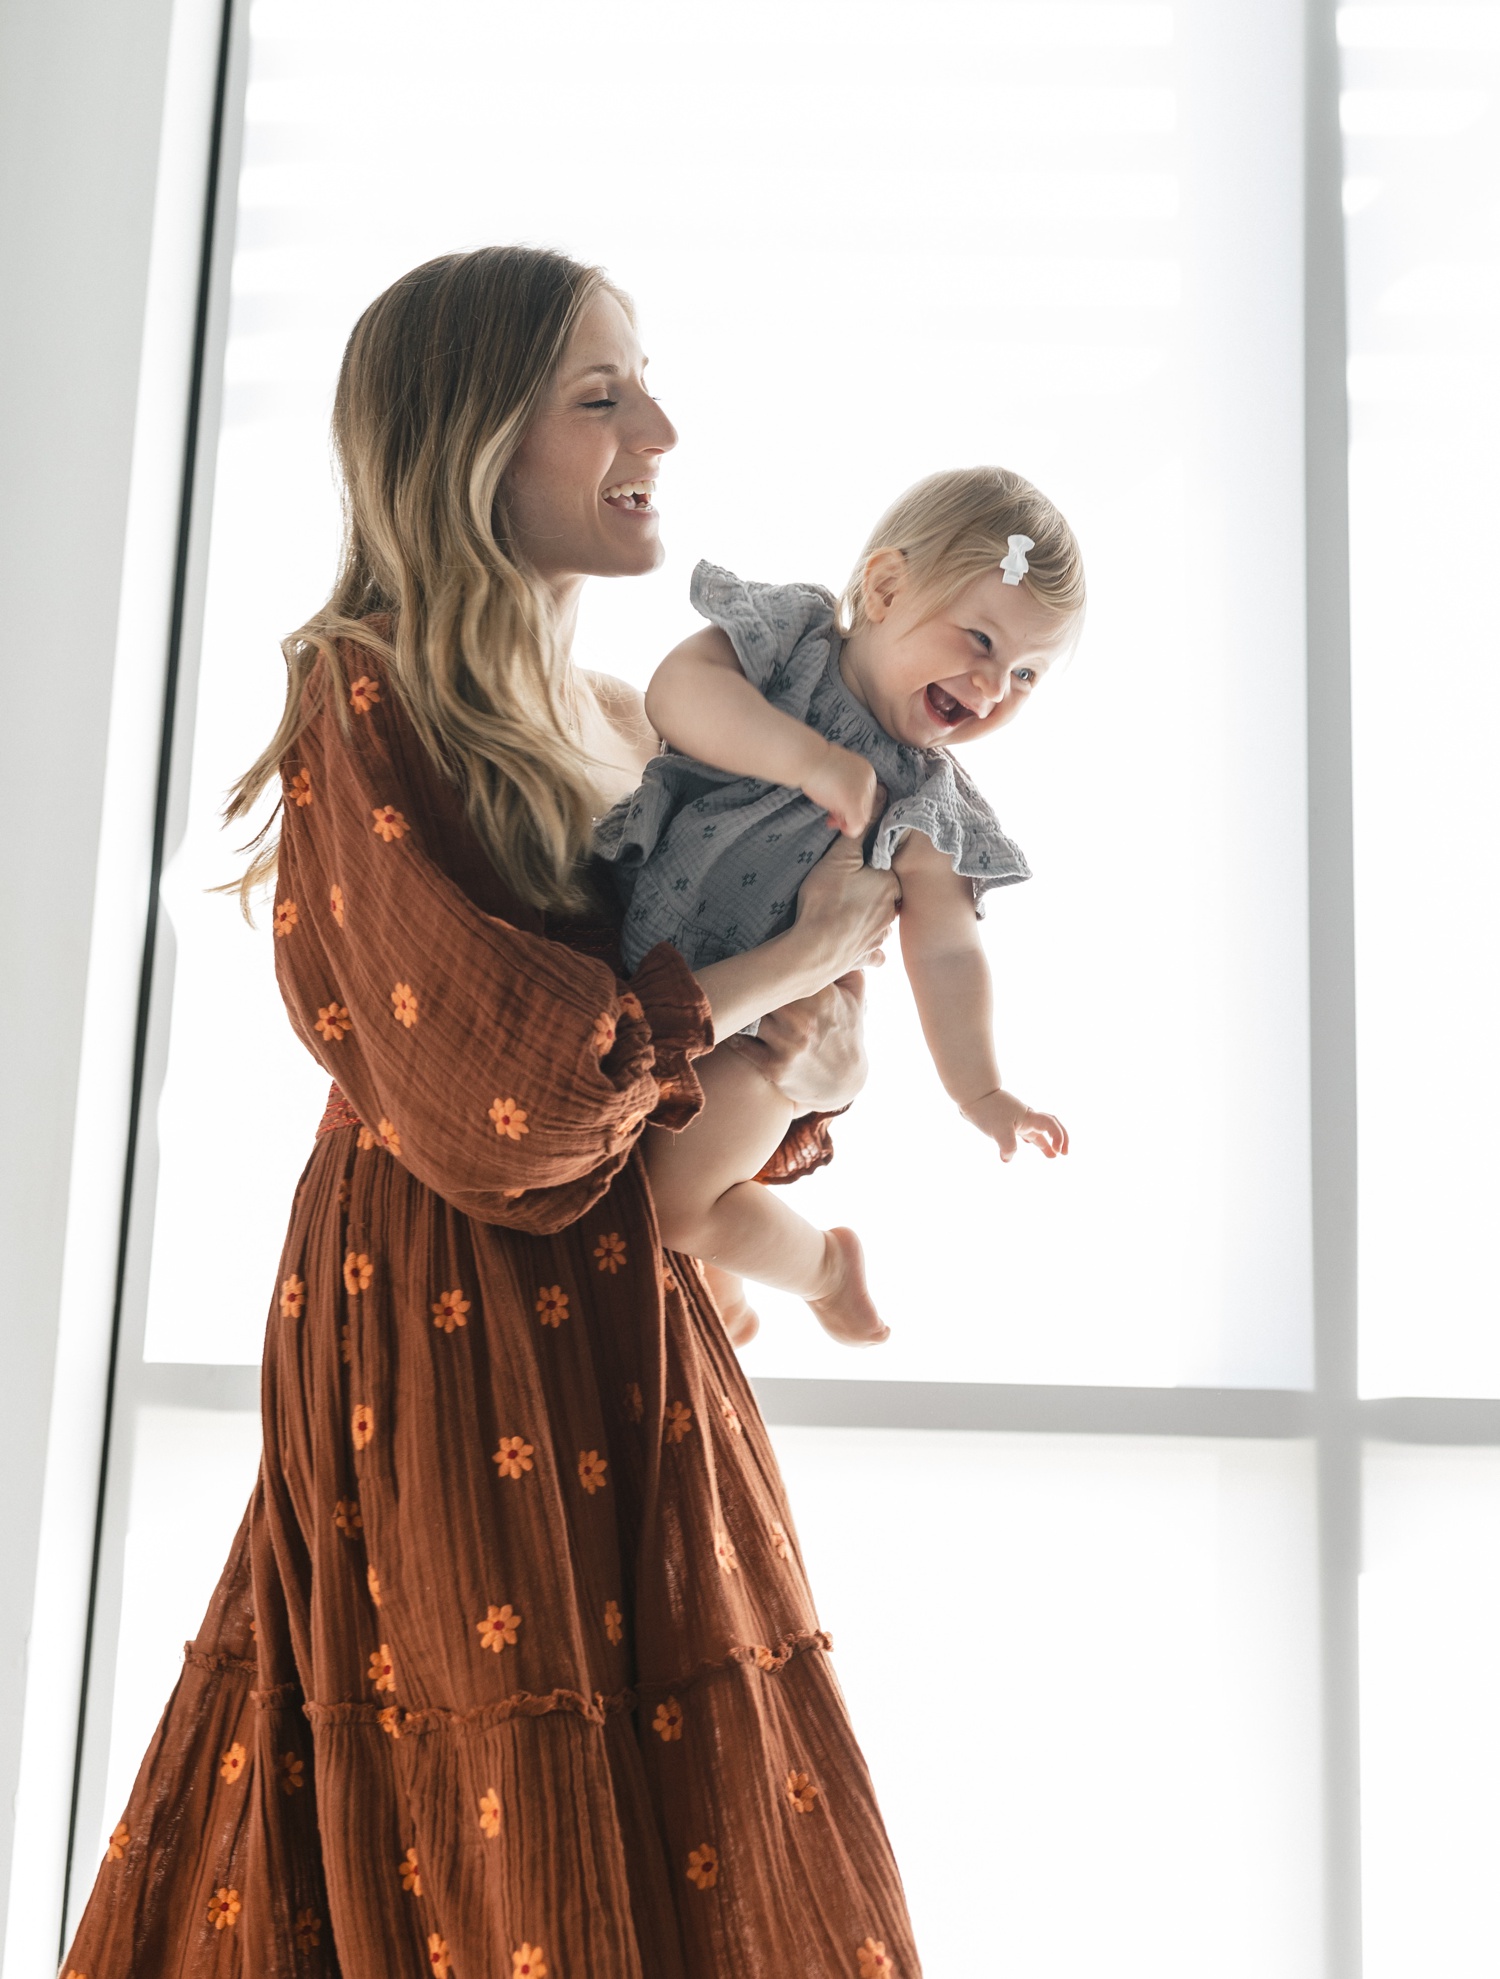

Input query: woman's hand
[801,741,881,839]
[725,970,871,1113]
[960,1087,1070,1162]
[790,829,900,981]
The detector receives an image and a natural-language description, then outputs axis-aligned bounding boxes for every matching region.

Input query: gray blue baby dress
[597,561,1031,987]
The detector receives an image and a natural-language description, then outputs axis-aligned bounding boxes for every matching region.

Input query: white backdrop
[145,0,1314,1391]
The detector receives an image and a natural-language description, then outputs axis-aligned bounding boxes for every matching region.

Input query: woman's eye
[581,397,619,410]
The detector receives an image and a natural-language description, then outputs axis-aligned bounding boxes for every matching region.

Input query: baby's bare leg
[646,1045,887,1346]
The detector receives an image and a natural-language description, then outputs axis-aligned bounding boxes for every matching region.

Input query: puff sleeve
[272,657,713,1232]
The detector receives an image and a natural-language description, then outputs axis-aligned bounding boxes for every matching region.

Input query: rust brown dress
[63,641,920,1979]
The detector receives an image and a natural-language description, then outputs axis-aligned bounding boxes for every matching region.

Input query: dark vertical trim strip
[58,0,239,1948]
[1304,0,1363,1973]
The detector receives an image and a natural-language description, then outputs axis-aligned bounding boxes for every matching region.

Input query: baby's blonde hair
[841,466,1085,633]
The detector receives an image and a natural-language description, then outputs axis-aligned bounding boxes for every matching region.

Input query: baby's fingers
[1025,1112,1069,1158]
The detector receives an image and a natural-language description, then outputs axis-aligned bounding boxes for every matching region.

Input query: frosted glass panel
[148,0,1312,1384]
[1361,1444,1500,1975]
[97,1408,263,1859]
[771,1426,1321,1977]
[1345,6,1500,1396]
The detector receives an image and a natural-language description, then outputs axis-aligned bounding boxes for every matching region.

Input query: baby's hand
[961,1088,1069,1163]
[801,741,880,839]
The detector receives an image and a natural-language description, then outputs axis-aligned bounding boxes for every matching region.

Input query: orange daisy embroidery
[857,1940,895,1977]
[207,1885,241,1931]
[330,883,345,927]
[754,1645,776,1671]
[349,675,381,713]
[288,767,313,807]
[578,1449,608,1495]
[770,1520,792,1561]
[378,1705,401,1739]
[489,1095,529,1140]
[652,1697,683,1742]
[479,1788,501,1839]
[513,1947,548,1978]
[336,1176,351,1208]
[106,1819,129,1860]
[786,1770,819,1814]
[428,1935,451,1977]
[604,1599,624,1645]
[594,1232,627,1275]
[356,1125,378,1151]
[294,1909,321,1950]
[685,1844,718,1891]
[279,1273,305,1318]
[273,899,298,937]
[333,1497,362,1535]
[351,1403,374,1450]
[375,1117,402,1156]
[367,1563,383,1606]
[478,1603,522,1653]
[278,1751,304,1795]
[400,1847,422,1895]
[391,981,419,1027]
[219,1741,246,1784]
[344,1251,373,1295]
[720,1394,743,1436]
[665,1401,693,1443]
[624,1381,644,1422]
[371,805,408,843]
[535,1284,568,1326]
[492,1435,534,1480]
[432,1288,469,1333]
[592,1011,617,1055]
[368,1644,396,1693]
[714,1528,738,1574]
[315,1002,352,1042]
[340,1321,353,1363]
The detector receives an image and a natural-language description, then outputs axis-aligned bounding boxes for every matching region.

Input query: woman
[64,248,917,1977]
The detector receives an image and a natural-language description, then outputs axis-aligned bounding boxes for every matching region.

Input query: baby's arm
[893,831,1068,1161]
[645,628,879,838]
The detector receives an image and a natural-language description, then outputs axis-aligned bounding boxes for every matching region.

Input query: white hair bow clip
[1000,534,1034,585]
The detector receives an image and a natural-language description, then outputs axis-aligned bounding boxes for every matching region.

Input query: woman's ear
[861,547,907,623]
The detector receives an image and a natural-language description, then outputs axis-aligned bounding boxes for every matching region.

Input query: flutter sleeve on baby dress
[868,751,1032,912]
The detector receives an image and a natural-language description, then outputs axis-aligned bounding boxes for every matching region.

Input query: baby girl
[598,467,1085,1346]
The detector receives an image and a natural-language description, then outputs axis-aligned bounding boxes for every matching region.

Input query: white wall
[0,0,218,1961]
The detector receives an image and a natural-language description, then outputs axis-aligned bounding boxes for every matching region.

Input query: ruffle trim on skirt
[280,1630,835,1740]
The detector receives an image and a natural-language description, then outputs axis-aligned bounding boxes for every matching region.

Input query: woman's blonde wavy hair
[841,465,1086,635]
[226,245,624,916]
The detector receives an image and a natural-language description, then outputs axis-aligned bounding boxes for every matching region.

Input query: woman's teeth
[925,683,973,726]
[602,479,655,510]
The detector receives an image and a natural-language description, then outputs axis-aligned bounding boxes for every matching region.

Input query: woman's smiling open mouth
[924,682,975,727]
[602,477,656,513]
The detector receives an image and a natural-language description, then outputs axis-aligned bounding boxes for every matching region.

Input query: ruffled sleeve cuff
[624,941,715,1131]
[756,1105,848,1186]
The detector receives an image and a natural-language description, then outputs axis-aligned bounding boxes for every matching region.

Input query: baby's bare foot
[703,1262,760,1347]
[807,1227,888,1346]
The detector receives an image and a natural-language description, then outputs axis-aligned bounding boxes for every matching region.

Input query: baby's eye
[1012,666,1036,686]
[967,628,992,653]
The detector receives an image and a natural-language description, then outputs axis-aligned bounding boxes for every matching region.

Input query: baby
[598,467,1084,1346]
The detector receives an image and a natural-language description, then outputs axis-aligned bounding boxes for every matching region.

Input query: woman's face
[505,289,677,585]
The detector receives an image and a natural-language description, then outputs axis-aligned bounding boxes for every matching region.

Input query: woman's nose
[636,398,678,455]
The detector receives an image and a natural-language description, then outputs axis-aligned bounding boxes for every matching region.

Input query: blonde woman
[64,247,915,1978]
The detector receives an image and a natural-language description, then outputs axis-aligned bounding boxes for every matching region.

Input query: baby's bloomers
[597,561,1032,975]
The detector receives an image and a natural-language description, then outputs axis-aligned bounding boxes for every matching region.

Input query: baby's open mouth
[602,479,656,512]
[925,683,975,727]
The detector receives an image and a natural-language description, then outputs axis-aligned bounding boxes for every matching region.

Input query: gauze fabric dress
[63,635,920,1979]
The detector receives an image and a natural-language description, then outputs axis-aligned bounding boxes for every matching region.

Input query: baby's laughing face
[842,556,1070,750]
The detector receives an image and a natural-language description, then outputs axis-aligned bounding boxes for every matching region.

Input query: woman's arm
[645,627,879,838]
[895,831,1068,1161]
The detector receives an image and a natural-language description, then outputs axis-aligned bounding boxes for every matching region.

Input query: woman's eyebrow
[562,355,651,384]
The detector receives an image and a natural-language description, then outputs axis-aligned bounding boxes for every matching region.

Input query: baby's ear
[861,546,907,620]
